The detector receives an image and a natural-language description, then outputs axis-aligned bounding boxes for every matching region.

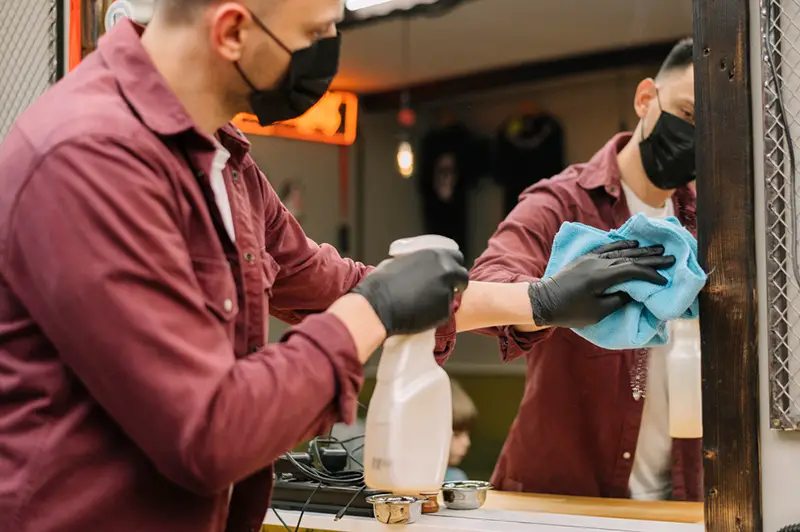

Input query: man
[468,38,700,502]
[0,1,676,531]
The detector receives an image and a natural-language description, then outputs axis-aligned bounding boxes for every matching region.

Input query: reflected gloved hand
[529,240,676,329]
[352,249,469,336]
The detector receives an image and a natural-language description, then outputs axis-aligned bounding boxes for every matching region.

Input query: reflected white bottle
[667,319,703,439]
[363,235,457,495]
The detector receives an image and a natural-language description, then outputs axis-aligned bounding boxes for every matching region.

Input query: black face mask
[639,95,696,190]
[234,12,340,125]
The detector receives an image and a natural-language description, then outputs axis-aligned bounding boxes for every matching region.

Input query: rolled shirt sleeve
[257,166,459,361]
[469,185,575,361]
[259,164,371,324]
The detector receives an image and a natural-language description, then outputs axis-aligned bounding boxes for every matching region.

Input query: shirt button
[232,170,240,182]
[194,170,205,179]
[608,185,618,194]
[244,252,256,264]
[623,452,632,460]
[223,299,234,313]
[249,345,261,354]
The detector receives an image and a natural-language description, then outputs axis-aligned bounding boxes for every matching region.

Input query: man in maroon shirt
[0,1,676,531]
[469,39,701,502]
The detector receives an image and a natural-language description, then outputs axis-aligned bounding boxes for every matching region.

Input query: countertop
[263,491,704,532]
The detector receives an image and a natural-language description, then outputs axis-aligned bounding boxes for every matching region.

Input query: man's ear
[633,78,657,119]
[210,2,250,62]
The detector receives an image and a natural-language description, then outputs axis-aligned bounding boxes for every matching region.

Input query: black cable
[271,507,292,532]
[283,450,363,486]
[272,407,369,528]
[294,482,321,532]
[316,434,365,468]
[337,434,366,444]
[335,485,367,521]
[350,443,364,456]
[765,0,800,287]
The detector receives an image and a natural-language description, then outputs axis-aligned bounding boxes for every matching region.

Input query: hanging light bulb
[394,25,415,179]
[396,139,414,178]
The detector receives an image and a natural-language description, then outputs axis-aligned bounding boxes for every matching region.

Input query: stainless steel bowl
[440,480,493,510]
[365,494,426,524]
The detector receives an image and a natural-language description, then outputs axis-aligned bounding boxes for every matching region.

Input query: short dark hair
[157,0,280,24]
[656,37,694,79]
[155,0,218,23]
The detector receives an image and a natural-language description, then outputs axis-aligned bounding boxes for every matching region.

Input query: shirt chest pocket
[192,256,239,334]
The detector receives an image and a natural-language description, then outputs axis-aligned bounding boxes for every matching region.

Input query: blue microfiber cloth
[543,213,707,350]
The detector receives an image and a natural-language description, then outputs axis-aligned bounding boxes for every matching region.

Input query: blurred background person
[446,378,478,482]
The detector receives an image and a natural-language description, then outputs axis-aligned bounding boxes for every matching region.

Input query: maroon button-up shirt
[0,21,455,532]
[466,134,702,502]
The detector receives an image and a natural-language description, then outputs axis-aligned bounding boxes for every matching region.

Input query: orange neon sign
[233,91,358,146]
[68,0,82,72]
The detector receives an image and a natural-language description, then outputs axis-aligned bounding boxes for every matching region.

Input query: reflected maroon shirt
[463,135,702,501]
[0,21,456,532]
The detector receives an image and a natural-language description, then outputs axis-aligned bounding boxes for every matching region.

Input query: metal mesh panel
[0,0,60,141]
[762,0,800,430]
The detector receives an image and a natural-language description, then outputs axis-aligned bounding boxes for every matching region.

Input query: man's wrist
[328,293,387,363]
[527,281,551,328]
[350,283,391,334]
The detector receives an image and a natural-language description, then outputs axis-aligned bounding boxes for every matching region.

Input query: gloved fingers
[603,262,670,287]
[601,244,665,259]
[449,267,470,293]
[626,255,676,270]
[588,240,639,255]
[434,249,469,293]
[436,248,466,266]
[596,291,633,317]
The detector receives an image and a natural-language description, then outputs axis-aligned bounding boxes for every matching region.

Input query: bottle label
[370,457,392,471]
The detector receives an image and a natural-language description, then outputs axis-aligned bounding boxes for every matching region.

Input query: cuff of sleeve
[483,274,554,363]
[433,292,463,365]
[498,325,556,362]
[283,313,364,425]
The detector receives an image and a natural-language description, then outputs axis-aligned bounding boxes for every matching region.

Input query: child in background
[445,378,477,482]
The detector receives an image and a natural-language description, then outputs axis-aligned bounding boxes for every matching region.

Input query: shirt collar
[578,132,697,233]
[98,20,203,139]
[218,123,252,161]
[577,132,632,198]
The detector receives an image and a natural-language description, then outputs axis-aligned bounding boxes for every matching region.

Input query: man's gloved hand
[352,249,469,336]
[529,240,676,329]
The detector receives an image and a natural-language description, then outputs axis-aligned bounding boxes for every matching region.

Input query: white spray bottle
[667,319,703,438]
[363,235,457,495]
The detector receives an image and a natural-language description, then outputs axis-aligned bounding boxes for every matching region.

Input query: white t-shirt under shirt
[620,181,701,501]
[210,139,236,242]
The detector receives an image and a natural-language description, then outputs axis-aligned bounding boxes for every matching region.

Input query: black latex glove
[352,249,469,336]
[529,240,676,329]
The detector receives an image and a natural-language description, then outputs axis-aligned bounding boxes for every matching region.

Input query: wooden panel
[693,0,762,530]
[481,492,703,524]
[261,492,704,532]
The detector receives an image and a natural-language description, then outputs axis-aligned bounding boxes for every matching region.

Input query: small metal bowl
[441,480,493,510]
[365,494,426,524]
